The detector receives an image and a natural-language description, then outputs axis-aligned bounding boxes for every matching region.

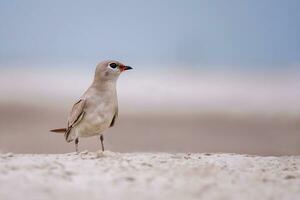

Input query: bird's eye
[109,63,117,69]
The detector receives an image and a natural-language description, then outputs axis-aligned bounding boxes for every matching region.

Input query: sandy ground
[0,152,300,200]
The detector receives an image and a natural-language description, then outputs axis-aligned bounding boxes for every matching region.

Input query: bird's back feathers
[50,99,86,142]
[65,99,86,142]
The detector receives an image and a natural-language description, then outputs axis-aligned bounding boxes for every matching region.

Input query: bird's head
[94,60,133,82]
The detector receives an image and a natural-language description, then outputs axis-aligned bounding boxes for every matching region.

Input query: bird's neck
[91,79,117,92]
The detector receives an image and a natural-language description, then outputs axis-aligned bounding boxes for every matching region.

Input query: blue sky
[0,0,299,68]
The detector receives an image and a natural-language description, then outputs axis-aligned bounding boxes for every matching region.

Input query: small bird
[50,60,133,152]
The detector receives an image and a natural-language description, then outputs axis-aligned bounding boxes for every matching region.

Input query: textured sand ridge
[0,152,300,200]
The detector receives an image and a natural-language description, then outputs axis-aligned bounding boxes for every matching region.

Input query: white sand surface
[0,152,299,200]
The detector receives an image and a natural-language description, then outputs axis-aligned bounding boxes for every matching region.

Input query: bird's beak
[120,65,133,72]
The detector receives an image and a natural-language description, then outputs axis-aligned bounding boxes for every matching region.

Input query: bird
[50,60,133,152]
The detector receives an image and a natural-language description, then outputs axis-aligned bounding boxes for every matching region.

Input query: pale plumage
[50,60,132,152]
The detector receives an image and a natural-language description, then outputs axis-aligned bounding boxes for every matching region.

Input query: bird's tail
[50,128,66,133]
[50,128,74,143]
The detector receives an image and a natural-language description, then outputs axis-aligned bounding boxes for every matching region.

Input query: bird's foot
[95,149,104,157]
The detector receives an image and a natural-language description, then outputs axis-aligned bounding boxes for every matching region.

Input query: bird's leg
[100,134,105,151]
[75,138,79,153]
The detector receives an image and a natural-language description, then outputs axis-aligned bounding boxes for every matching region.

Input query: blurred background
[0,0,300,155]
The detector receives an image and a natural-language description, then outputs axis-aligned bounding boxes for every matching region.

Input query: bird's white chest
[76,95,116,137]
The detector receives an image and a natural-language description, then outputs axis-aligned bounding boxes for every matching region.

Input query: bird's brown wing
[110,107,118,127]
[65,98,86,141]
